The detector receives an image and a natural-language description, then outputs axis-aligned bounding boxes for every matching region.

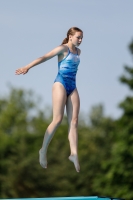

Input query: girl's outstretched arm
[15,45,66,75]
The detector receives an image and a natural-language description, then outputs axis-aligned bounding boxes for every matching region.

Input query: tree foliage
[0,88,116,198]
[92,40,133,199]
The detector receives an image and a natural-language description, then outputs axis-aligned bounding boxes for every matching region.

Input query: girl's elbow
[39,56,47,63]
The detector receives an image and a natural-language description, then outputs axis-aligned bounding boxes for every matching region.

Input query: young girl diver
[15,27,83,172]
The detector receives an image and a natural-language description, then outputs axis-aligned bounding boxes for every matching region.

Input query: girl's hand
[15,66,29,75]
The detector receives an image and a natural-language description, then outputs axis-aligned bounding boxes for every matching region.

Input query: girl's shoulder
[61,44,69,51]
[58,44,68,53]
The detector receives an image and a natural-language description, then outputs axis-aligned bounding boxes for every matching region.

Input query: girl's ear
[69,35,72,41]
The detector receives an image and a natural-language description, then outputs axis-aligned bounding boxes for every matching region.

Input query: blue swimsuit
[54,47,80,96]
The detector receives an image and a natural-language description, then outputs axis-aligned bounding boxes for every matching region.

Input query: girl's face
[69,31,83,46]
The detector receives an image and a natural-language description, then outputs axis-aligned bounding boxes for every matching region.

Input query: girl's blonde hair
[61,27,83,45]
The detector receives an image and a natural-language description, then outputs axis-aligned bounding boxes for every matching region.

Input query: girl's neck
[67,42,76,51]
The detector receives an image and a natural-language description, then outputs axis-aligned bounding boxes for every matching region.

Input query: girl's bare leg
[39,82,67,168]
[66,89,80,172]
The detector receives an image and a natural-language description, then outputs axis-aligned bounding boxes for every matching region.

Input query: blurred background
[0,0,133,199]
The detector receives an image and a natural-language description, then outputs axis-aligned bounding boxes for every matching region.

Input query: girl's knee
[53,117,63,127]
[71,117,78,127]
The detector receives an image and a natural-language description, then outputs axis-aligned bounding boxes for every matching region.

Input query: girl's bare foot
[68,154,80,172]
[39,149,47,168]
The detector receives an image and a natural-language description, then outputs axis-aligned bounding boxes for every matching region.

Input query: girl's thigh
[52,82,67,120]
[66,89,80,123]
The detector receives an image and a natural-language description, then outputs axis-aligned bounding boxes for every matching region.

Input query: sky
[1,0,133,119]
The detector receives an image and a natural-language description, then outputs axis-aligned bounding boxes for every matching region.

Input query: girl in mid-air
[15,27,83,172]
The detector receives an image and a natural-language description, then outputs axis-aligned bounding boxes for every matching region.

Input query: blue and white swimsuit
[54,46,80,96]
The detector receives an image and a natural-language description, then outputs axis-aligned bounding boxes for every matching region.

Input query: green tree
[80,105,116,197]
[0,87,50,198]
[0,87,117,198]
[93,40,133,199]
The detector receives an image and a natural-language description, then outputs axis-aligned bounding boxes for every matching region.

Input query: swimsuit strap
[67,46,70,53]
[76,47,79,55]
